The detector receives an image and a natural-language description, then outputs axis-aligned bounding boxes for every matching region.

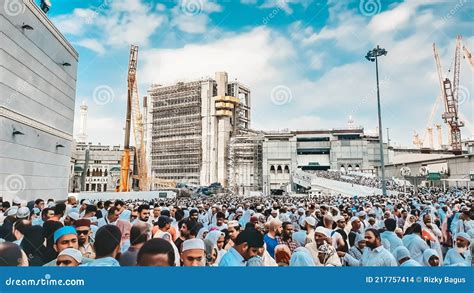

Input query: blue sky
[44,0,473,147]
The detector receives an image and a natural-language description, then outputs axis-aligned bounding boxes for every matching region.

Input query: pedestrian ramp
[292,170,399,196]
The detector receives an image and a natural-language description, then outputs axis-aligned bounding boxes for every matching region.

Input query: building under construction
[227,132,264,196]
[146,72,251,189]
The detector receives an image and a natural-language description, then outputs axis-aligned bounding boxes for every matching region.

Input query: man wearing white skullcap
[181,239,205,266]
[56,248,83,266]
[444,232,471,266]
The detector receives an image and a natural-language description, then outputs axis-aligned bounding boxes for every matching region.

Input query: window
[297,149,330,155]
[270,165,276,174]
[277,165,283,174]
[297,137,330,142]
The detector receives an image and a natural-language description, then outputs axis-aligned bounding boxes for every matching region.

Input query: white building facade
[0,1,78,201]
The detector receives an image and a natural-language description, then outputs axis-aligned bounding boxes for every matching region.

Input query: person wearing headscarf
[20,225,47,266]
[420,213,443,261]
[402,223,429,265]
[444,233,471,266]
[290,247,315,266]
[423,249,440,266]
[204,239,219,266]
[120,222,149,266]
[197,227,209,240]
[347,233,366,262]
[205,230,226,264]
[403,214,417,233]
[116,220,132,253]
[393,246,421,267]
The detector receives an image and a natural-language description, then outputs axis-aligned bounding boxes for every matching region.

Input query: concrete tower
[77,100,88,143]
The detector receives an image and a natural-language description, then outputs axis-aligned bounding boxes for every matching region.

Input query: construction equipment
[433,36,465,155]
[119,45,148,192]
[118,45,176,192]
[463,44,474,68]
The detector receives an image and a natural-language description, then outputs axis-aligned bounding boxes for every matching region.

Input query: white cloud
[75,39,106,55]
[139,27,295,86]
[171,0,223,34]
[243,0,314,14]
[52,0,166,50]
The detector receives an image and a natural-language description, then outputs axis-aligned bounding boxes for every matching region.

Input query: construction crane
[433,36,465,155]
[463,44,474,68]
[118,45,176,192]
[119,45,148,192]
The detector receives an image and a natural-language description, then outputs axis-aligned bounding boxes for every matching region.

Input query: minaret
[347,115,356,129]
[77,101,88,143]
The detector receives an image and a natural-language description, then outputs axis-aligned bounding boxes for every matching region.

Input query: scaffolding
[227,132,264,196]
[148,81,206,186]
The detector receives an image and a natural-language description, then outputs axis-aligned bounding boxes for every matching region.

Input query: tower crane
[433,36,465,155]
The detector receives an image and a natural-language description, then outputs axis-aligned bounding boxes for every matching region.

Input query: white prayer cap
[356,211,367,217]
[298,208,305,213]
[67,212,80,221]
[5,207,18,217]
[304,216,316,227]
[182,239,205,252]
[58,248,83,264]
[227,220,240,228]
[82,200,91,205]
[315,226,330,237]
[13,196,22,205]
[16,207,30,219]
[350,216,360,223]
[333,215,344,223]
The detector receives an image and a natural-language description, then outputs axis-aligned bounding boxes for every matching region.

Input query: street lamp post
[366,45,388,196]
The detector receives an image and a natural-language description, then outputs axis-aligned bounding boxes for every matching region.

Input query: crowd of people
[308,170,409,192]
[0,185,472,267]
